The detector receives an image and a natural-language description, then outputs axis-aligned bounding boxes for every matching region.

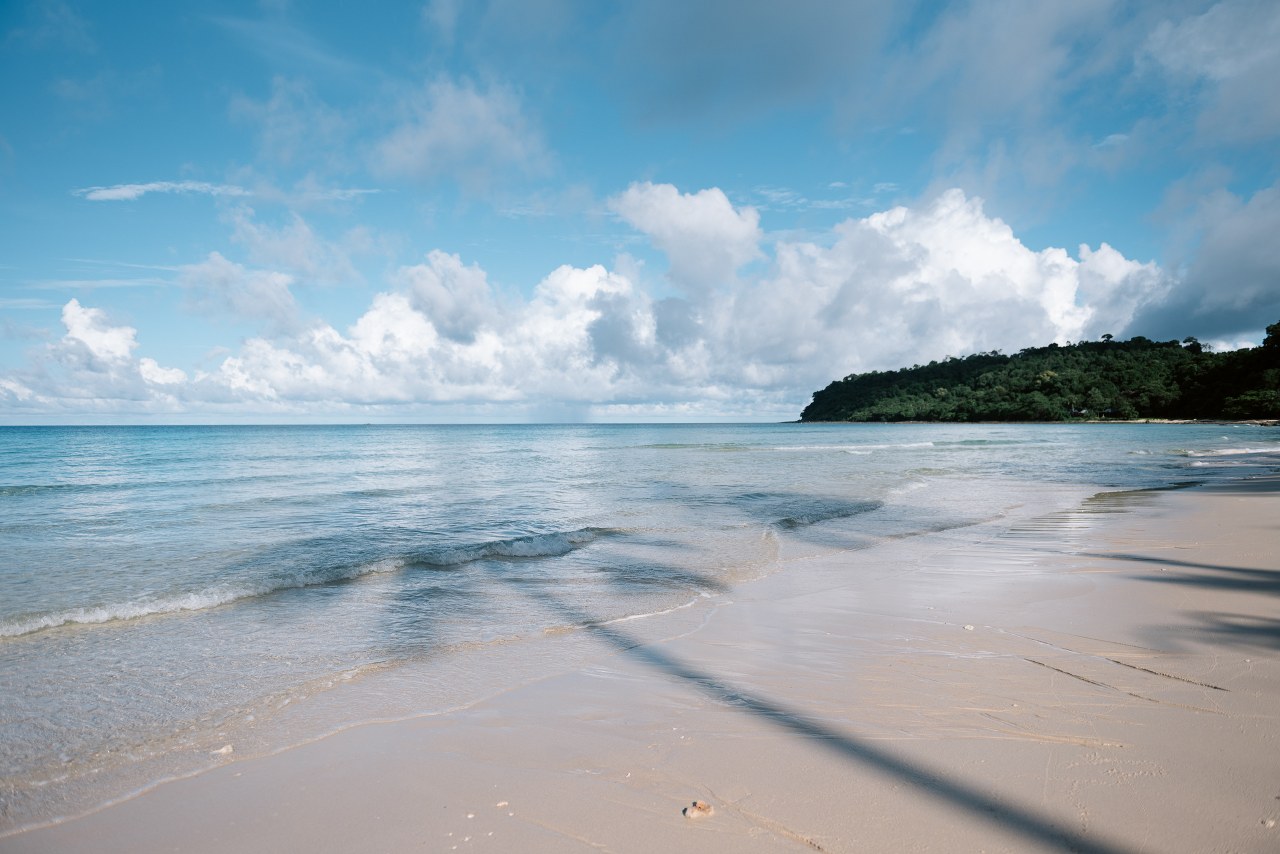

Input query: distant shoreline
[796,418,1280,426]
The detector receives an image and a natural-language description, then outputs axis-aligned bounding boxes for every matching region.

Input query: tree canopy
[800,323,1280,423]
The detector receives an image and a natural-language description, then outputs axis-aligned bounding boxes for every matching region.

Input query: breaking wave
[1177,447,1277,457]
[0,527,614,638]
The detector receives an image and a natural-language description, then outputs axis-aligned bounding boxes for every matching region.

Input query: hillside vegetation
[800,323,1280,423]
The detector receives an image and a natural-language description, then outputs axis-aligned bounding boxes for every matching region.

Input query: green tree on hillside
[800,325,1280,422]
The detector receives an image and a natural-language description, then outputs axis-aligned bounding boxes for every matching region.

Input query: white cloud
[700,190,1148,390]
[177,261,628,408]
[139,357,187,385]
[2,188,1173,420]
[73,181,249,202]
[0,300,171,412]
[179,252,298,327]
[61,298,136,363]
[609,182,762,295]
[0,377,36,402]
[372,77,547,190]
[183,188,1164,413]
[394,250,497,342]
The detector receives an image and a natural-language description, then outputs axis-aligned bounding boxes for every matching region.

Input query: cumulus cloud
[73,181,250,201]
[60,298,136,363]
[372,77,547,190]
[191,262,631,407]
[139,357,187,385]
[609,182,762,294]
[393,250,498,342]
[2,187,1173,420]
[707,189,1167,393]
[0,299,185,412]
[213,189,1164,408]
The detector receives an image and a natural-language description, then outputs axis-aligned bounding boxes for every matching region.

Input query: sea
[2,422,1278,834]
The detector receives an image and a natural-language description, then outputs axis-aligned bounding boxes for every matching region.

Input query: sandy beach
[6,477,1278,853]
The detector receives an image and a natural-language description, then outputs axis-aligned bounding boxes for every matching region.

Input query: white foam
[0,528,611,638]
[1180,447,1277,457]
[591,590,710,627]
[0,558,407,638]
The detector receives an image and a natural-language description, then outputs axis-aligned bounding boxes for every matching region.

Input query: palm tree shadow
[514,578,1134,854]
[1079,551,1280,648]
[1187,612,1280,650]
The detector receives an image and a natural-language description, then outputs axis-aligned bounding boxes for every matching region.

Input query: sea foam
[0,528,612,638]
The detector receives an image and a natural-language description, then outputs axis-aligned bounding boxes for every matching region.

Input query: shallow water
[1,422,1277,831]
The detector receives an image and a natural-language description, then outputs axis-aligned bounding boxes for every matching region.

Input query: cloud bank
[1,186,1173,420]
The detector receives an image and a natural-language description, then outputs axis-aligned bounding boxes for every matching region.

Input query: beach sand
[7,479,1278,853]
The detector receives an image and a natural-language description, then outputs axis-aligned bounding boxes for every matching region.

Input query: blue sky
[1,0,1277,423]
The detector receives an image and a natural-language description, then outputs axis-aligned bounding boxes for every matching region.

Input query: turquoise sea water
[1,422,1278,831]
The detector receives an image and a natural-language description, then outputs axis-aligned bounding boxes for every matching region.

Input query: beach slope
[7,480,1279,853]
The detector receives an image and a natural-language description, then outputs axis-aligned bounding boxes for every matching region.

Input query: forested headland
[800,322,1280,423]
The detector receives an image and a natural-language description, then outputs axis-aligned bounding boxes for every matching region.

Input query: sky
[1,0,1277,423]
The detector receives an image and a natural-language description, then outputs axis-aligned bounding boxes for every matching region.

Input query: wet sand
[7,478,1279,852]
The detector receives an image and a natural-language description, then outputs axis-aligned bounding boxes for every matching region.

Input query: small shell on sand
[683,801,713,819]
[963,624,975,631]
[211,744,234,756]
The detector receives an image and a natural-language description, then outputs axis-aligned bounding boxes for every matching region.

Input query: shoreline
[6,476,1279,852]
[795,418,1280,426]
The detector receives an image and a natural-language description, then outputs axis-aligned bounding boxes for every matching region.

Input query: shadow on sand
[1081,550,1280,650]
[512,568,1135,854]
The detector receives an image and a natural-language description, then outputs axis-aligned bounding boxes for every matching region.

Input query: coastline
[795,418,1280,426]
[6,477,1279,852]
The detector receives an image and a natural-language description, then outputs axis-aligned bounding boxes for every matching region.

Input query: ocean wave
[771,442,935,453]
[1177,447,1277,458]
[409,527,615,566]
[0,557,407,639]
[0,527,614,639]
[0,482,104,498]
[934,439,1040,447]
[0,471,301,500]
[773,501,881,529]
[634,442,750,451]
